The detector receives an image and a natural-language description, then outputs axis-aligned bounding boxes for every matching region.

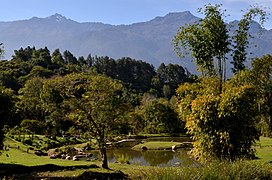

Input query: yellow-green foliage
[176,75,259,162]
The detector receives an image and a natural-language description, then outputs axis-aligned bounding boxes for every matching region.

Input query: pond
[87,136,197,167]
[89,148,198,167]
[146,136,191,143]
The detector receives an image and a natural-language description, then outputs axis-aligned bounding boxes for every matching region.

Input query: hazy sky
[1,0,272,29]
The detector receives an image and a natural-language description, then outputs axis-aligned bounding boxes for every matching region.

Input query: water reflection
[142,150,173,166]
[89,148,197,167]
[146,136,192,142]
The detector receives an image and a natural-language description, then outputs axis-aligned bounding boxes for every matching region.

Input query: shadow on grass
[0,163,128,179]
[0,163,98,175]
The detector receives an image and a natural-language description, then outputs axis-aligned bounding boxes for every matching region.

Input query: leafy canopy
[177,75,259,162]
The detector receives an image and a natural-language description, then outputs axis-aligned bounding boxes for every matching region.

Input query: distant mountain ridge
[0,12,271,73]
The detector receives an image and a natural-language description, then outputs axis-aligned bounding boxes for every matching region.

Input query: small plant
[116,154,130,164]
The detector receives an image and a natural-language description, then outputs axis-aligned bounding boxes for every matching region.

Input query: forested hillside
[0,46,192,138]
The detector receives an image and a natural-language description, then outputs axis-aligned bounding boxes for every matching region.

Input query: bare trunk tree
[100,145,108,169]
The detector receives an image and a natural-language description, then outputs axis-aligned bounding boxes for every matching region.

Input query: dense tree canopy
[0,86,15,150]
[41,73,129,169]
[177,76,259,161]
[251,55,272,136]
[153,63,190,98]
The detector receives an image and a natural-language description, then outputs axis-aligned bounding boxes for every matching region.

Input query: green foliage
[129,94,184,135]
[153,63,190,98]
[232,7,267,74]
[93,56,117,78]
[17,77,45,121]
[251,55,272,136]
[0,86,15,150]
[31,47,52,68]
[174,4,267,79]
[63,50,78,65]
[20,119,44,134]
[12,46,35,62]
[177,76,259,162]
[174,4,230,80]
[115,57,156,92]
[51,48,64,65]
[40,73,129,168]
[141,100,184,134]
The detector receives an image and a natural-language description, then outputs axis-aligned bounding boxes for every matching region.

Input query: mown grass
[255,136,272,162]
[1,137,93,166]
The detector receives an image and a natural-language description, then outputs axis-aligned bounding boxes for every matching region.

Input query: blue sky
[1,0,272,29]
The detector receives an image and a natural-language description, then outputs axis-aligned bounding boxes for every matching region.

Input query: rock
[172,145,177,151]
[50,154,61,159]
[78,151,84,155]
[61,154,67,159]
[72,156,79,161]
[66,156,71,160]
[106,142,112,145]
[34,150,48,156]
[141,146,148,151]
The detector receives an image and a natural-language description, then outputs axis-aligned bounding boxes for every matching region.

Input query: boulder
[34,150,47,156]
[172,145,177,151]
[50,154,61,159]
[72,156,79,161]
[66,156,71,160]
[61,154,67,159]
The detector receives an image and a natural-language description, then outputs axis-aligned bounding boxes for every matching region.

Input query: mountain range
[0,12,272,73]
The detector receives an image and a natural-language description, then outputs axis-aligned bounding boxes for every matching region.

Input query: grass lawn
[1,137,93,166]
[0,148,95,166]
[255,136,272,162]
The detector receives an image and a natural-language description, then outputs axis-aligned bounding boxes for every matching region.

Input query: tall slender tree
[174,4,230,88]
[174,4,267,83]
[232,7,267,73]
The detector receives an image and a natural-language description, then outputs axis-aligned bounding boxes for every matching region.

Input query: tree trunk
[100,146,109,169]
[218,58,223,93]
